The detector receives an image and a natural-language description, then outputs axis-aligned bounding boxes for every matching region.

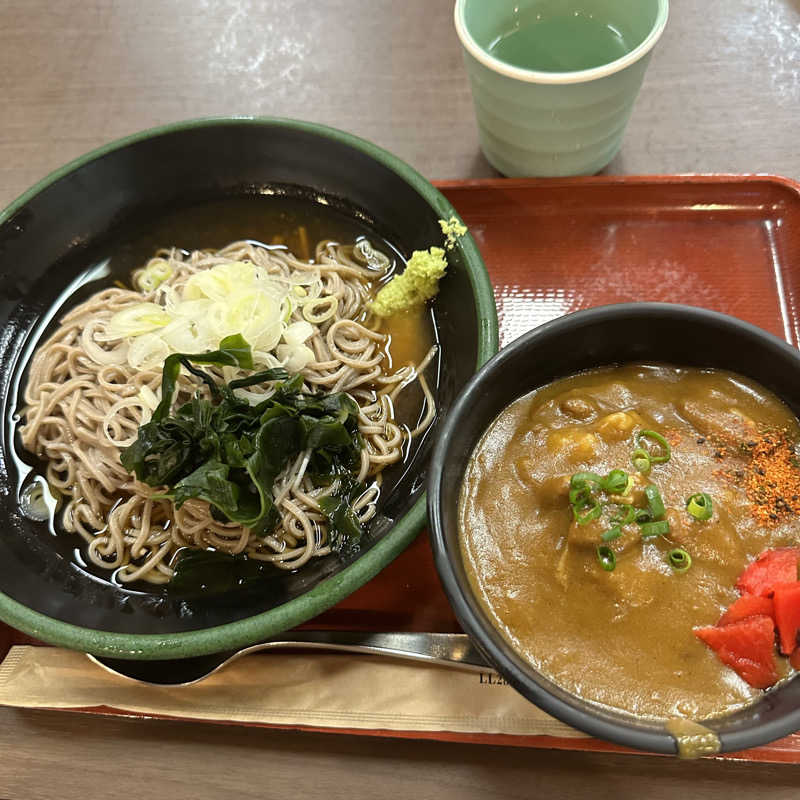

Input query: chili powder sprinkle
[745,429,800,526]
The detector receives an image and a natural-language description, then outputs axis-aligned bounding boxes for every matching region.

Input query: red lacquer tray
[3,175,800,762]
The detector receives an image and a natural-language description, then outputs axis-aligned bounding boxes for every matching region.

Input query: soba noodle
[20,239,437,585]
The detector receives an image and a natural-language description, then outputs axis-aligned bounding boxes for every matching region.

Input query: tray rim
[433,173,800,193]
[9,698,800,764]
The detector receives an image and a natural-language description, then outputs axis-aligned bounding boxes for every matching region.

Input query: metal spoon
[88,631,491,686]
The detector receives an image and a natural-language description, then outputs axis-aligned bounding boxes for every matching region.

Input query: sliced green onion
[686,492,713,521]
[569,485,592,507]
[611,504,636,525]
[636,430,671,464]
[574,502,602,525]
[596,545,616,571]
[631,447,652,474]
[622,474,635,496]
[668,548,692,572]
[602,526,622,542]
[603,469,629,495]
[644,484,666,519]
[640,520,670,538]
[635,508,653,524]
[570,472,604,490]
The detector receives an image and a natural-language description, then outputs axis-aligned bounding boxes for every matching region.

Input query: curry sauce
[459,364,800,720]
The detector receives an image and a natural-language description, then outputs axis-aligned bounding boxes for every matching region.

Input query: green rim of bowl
[0,116,499,659]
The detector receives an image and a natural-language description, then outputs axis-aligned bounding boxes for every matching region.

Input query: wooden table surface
[1,1,799,797]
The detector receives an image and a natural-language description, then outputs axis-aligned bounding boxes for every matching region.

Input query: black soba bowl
[0,118,498,659]
[428,303,800,756]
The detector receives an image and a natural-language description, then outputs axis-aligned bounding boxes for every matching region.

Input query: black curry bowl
[428,303,800,756]
[0,118,498,659]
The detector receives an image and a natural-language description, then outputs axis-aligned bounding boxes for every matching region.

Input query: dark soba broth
[11,191,440,594]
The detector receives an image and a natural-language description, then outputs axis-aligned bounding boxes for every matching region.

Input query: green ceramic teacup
[455,0,669,176]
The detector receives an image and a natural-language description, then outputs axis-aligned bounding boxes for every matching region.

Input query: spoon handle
[238,631,491,670]
[89,631,491,686]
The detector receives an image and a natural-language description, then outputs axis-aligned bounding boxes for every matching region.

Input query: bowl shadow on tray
[0,119,497,648]
[428,303,800,756]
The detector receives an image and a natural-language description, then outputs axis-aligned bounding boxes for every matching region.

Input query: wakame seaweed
[120,334,366,549]
[169,549,269,597]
